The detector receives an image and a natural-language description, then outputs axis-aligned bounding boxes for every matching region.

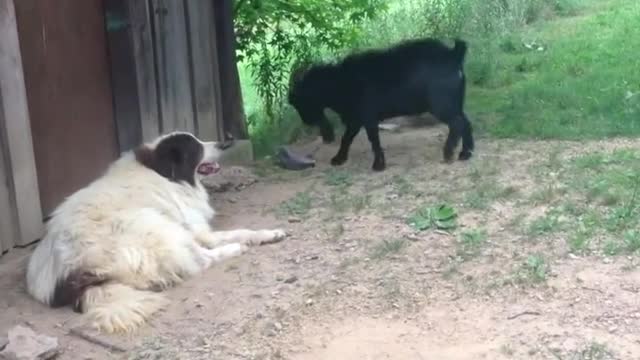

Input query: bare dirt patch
[1,124,639,359]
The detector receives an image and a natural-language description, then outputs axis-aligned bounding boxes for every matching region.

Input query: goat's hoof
[331,156,347,166]
[443,150,455,163]
[372,161,386,172]
[458,150,473,161]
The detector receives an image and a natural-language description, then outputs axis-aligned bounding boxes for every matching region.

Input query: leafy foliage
[234,0,384,122]
[407,204,458,231]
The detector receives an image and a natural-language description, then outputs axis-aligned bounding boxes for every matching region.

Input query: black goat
[288,38,474,171]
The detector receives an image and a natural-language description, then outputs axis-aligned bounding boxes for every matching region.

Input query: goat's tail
[452,39,468,64]
[80,283,169,333]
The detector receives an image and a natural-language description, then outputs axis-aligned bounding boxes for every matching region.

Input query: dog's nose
[216,133,234,150]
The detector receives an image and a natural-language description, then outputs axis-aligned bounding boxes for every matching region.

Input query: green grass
[569,150,640,247]
[277,192,313,218]
[526,208,564,238]
[518,148,640,256]
[457,228,488,259]
[465,182,518,209]
[572,342,615,360]
[324,169,353,187]
[370,239,408,260]
[391,175,415,197]
[469,0,640,140]
[327,190,372,215]
[519,254,549,283]
[568,229,592,255]
[240,0,638,155]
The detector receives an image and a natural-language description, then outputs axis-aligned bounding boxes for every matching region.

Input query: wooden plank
[213,0,249,140]
[185,0,223,141]
[128,0,160,143]
[14,0,119,216]
[0,89,19,254]
[0,0,44,246]
[151,0,195,133]
[105,0,143,153]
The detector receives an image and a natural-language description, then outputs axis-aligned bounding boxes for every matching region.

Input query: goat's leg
[364,124,386,171]
[443,116,463,163]
[459,113,474,161]
[331,124,361,166]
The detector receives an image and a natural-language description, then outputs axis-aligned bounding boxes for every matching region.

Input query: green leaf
[435,218,457,230]
[433,204,457,221]
[409,216,432,231]
[407,203,458,231]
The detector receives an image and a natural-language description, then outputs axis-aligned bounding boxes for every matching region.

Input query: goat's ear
[290,61,311,86]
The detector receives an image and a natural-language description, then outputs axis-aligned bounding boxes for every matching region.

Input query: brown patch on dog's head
[134,132,205,186]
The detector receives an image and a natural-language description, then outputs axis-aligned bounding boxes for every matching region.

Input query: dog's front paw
[226,243,249,257]
[262,229,288,245]
[271,229,288,242]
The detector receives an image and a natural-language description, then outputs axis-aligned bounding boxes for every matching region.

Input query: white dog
[25,131,287,333]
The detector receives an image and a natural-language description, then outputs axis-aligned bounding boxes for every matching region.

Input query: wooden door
[14,0,118,216]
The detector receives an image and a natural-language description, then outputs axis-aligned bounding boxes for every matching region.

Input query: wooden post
[0,0,44,247]
[0,89,19,254]
[128,0,161,143]
[185,0,224,141]
[105,0,143,153]
[151,0,195,134]
[214,0,248,140]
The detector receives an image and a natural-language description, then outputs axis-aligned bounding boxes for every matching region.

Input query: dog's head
[135,131,234,186]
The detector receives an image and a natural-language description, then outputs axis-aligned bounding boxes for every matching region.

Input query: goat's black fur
[288,38,474,171]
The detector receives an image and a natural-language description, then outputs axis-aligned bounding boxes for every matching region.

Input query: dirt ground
[1,121,639,360]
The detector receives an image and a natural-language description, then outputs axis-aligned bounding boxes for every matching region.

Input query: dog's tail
[80,283,169,333]
[452,39,468,64]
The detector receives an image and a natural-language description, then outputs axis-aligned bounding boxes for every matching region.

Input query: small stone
[406,234,420,242]
[288,217,302,223]
[0,326,59,360]
[608,326,618,333]
[276,275,284,282]
[305,299,314,306]
[274,322,283,331]
[284,276,298,284]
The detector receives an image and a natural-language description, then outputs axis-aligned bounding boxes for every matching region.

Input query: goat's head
[287,63,335,144]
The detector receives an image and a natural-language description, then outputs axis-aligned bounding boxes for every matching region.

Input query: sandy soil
[1,122,639,360]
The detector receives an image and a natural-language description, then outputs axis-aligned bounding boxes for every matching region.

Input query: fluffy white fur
[25,132,286,333]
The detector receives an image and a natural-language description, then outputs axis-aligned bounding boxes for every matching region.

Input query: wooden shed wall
[0,0,44,252]
[106,0,248,152]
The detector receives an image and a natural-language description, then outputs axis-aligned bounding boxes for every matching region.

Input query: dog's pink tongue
[197,162,220,175]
